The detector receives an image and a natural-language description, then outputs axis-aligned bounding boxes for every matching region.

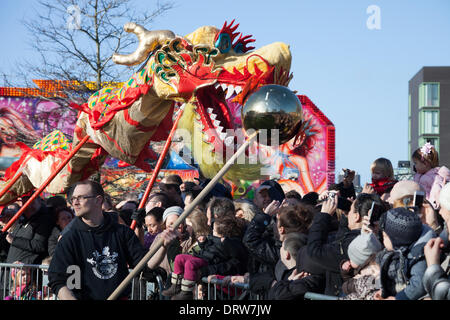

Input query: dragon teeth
[214,82,243,98]
[213,119,221,127]
[210,113,217,120]
[219,132,227,140]
[207,108,214,114]
[216,125,224,132]
[225,85,234,100]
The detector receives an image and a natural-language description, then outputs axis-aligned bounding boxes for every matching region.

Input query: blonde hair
[233,199,260,222]
[186,208,211,239]
[412,146,439,168]
[370,158,394,180]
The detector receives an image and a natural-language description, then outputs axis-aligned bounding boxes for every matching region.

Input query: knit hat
[439,182,450,211]
[388,180,422,204]
[162,206,184,222]
[382,207,422,248]
[347,232,382,266]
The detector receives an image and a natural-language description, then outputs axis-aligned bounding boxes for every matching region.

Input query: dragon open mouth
[194,82,245,151]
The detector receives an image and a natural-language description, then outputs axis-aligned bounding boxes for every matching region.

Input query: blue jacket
[377,224,435,300]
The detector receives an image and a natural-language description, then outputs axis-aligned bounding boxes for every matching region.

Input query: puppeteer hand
[161,229,177,247]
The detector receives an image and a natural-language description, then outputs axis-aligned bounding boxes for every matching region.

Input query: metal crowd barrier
[200,277,261,300]
[304,292,338,300]
[0,263,165,300]
[0,263,55,300]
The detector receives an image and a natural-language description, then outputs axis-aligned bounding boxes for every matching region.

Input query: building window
[419,110,439,135]
[419,83,439,107]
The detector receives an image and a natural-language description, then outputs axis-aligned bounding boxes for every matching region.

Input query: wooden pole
[108,131,258,300]
[131,107,185,230]
[1,135,91,233]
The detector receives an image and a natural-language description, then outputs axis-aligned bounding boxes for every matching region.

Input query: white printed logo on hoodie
[87,246,118,280]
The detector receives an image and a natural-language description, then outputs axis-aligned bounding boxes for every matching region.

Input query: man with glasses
[145,192,169,213]
[48,180,176,300]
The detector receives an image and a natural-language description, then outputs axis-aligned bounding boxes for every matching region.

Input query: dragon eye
[233,43,245,54]
[215,33,232,54]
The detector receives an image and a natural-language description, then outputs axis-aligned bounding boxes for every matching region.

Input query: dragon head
[113,20,292,182]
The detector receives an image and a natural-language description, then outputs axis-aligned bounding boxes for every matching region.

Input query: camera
[342,169,350,178]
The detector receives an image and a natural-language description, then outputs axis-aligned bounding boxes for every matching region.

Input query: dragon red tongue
[210,92,231,126]
[196,86,232,133]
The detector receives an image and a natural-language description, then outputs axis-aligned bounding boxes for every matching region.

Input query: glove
[131,208,146,228]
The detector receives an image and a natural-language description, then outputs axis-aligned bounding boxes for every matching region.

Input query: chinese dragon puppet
[0,20,333,205]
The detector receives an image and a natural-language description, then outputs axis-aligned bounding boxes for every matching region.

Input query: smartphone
[368,201,375,222]
[413,191,425,207]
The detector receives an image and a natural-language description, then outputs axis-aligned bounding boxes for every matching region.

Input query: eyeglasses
[70,195,97,203]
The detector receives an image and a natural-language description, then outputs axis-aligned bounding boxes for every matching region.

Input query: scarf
[370,178,397,196]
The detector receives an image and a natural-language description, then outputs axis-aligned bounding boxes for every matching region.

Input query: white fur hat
[439,183,450,211]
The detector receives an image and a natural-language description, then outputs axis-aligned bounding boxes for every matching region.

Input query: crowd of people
[0,142,449,300]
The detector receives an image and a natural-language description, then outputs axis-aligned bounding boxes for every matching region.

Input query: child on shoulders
[412,142,450,209]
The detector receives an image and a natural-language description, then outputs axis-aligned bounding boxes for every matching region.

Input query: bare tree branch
[4,0,174,91]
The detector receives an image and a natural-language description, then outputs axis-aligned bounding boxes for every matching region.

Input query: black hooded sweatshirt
[48,212,147,300]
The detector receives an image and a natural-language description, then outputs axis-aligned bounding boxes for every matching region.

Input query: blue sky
[1,0,450,185]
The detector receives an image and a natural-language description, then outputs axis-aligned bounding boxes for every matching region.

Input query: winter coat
[414,166,450,209]
[243,212,281,275]
[6,205,54,264]
[422,226,450,300]
[422,263,450,300]
[250,233,309,299]
[195,235,248,278]
[376,225,435,300]
[306,211,360,296]
[48,212,147,300]
[48,226,62,257]
[340,254,381,300]
[268,274,325,300]
[339,275,379,300]
[336,181,356,201]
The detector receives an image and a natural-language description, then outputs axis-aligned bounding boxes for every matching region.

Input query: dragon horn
[112,22,175,66]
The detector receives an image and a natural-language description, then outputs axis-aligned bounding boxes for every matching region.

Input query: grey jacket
[422,227,450,300]
[422,263,450,300]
